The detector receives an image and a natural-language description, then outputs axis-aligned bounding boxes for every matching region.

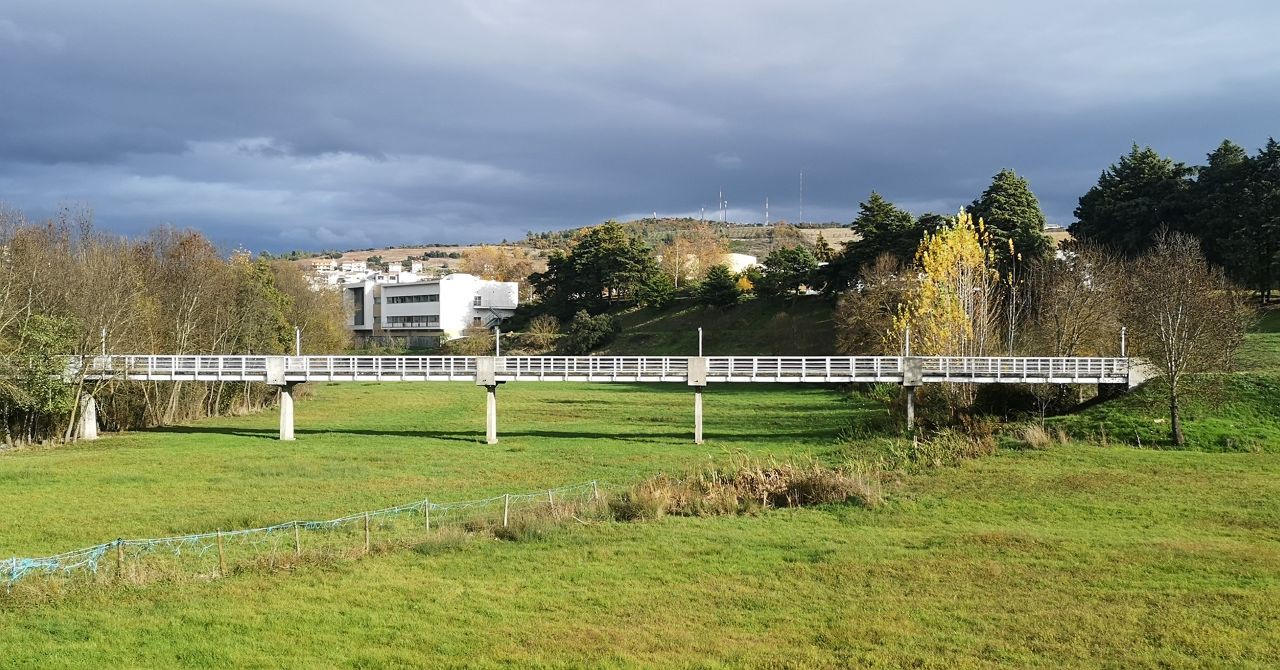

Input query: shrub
[561,311,621,354]
[524,315,560,351]
[1019,424,1053,449]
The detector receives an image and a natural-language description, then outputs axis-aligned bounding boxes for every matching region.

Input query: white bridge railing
[73,355,1131,385]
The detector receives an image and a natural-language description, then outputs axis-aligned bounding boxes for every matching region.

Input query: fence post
[293,522,301,558]
[115,539,124,581]
[503,494,510,528]
[592,480,600,502]
[217,531,226,577]
[363,512,371,554]
[424,498,431,531]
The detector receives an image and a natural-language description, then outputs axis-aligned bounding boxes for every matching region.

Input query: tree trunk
[1169,383,1185,447]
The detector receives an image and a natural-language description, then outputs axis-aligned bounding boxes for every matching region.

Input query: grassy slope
[2,381,1279,667]
[600,295,837,356]
[1050,306,1280,451]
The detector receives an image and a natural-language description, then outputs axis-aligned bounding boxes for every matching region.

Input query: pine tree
[1071,144,1195,255]
[969,169,1053,270]
[698,265,741,307]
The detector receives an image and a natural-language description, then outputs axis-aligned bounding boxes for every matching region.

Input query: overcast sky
[2,1,1278,252]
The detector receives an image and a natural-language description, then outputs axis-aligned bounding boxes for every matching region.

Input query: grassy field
[2,378,1279,668]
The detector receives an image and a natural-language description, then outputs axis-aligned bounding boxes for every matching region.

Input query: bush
[561,311,621,354]
[524,315,560,351]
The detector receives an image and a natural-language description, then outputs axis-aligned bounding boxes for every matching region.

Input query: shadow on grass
[146,424,841,444]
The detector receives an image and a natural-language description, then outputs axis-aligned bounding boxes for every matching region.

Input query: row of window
[386,294,440,304]
[385,315,440,327]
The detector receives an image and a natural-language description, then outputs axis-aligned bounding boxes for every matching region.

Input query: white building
[725,253,759,274]
[346,273,519,345]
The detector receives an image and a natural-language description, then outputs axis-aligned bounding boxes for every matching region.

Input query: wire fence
[3,481,601,592]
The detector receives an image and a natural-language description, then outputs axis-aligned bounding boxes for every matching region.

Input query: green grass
[0,382,867,556]
[1048,374,1280,452]
[601,295,837,356]
[2,382,1279,667]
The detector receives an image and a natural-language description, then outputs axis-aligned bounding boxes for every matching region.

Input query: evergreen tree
[757,246,819,297]
[969,169,1054,270]
[1071,144,1195,255]
[812,233,835,262]
[698,265,741,307]
[821,193,924,295]
[1189,140,1251,276]
[529,221,661,316]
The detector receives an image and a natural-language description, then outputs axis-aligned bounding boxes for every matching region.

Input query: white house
[725,253,759,274]
[346,273,519,345]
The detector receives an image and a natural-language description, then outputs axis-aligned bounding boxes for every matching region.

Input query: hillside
[598,296,838,356]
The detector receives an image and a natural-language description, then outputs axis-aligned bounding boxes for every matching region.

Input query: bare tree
[833,254,911,355]
[1126,232,1252,446]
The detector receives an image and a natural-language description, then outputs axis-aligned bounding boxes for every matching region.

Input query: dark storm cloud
[2,1,1278,251]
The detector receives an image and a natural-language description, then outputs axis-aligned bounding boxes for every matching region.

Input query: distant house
[345,273,519,346]
[725,253,759,274]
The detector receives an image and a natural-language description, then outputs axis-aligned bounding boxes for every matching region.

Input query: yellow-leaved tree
[894,209,1001,358]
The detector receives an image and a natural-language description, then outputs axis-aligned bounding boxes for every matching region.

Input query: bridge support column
[77,394,98,441]
[694,387,704,445]
[905,388,915,433]
[279,383,296,441]
[485,385,498,445]
[903,357,922,433]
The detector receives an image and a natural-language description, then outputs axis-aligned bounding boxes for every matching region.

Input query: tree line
[0,207,348,447]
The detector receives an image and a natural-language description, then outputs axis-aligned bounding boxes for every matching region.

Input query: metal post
[698,328,703,357]
[906,387,916,432]
[494,326,500,356]
[694,387,704,444]
[101,327,107,357]
[904,327,911,357]
[486,385,498,444]
[1120,327,1127,357]
[294,326,301,356]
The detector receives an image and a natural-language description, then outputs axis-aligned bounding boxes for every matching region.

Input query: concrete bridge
[71,354,1136,444]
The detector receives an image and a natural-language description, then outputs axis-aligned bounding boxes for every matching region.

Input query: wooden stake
[363,512,371,554]
[216,530,226,577]
[293,522,301,558]
[424,499,431,531]
[503,494,510,528]
[115,540,124,581]
[592,480,600,502]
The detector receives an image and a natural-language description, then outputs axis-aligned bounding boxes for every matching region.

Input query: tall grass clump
[611,458,884,521]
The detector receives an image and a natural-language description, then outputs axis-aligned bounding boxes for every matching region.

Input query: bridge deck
[74,355,1131,385]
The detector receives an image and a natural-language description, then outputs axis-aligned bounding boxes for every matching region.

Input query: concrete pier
[694,388,704,445]
[279,383,296,441]
[486,385,498,444]
[77,394,98,441]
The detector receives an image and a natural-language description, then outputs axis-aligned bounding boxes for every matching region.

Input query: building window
[387,294,439,304]
[352,287,365,326]
[472,316,482,326]
[385,315,440,328]
[473,296,482,307]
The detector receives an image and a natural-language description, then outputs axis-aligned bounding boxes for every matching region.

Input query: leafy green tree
[231,255,294,354]
[757,246,819,297]
[968,169,1054,270]
[1071,144,1195,256]
[698,265,741,307]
